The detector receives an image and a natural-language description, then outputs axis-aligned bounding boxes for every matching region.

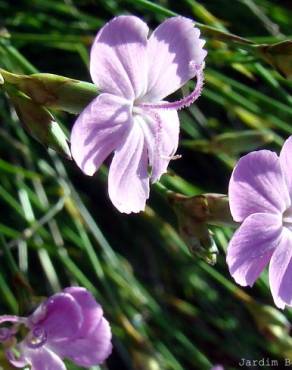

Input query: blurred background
[1,0,292,369]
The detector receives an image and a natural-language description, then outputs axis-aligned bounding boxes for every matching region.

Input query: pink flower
[0,287,112,369]
[227,136,292,309]
[71,15,207,213]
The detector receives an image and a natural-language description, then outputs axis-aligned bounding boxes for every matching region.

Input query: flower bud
[199,24,253,46]
[183,130,273,155]
[246,302,290,340]
[170,193,237,227]
[1,69,98,114]
[179,211,218,265]
[171,193,224,264]
[8,90,71,158]
[257,40,292,79]
[0,27,9,39]
[132,350,161,370]
[170,193,238,264]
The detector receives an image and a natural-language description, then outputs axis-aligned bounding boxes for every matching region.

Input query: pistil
[139,63,204,111]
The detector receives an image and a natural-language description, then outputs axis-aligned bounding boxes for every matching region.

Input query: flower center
[132,106,143,116]
[26,326,47,348]
[283,206,292,230]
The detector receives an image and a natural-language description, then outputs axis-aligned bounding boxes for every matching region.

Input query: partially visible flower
[71,15,207,213]
[211,366,224,370]
[0,287,112,369]
[227,136,292,309]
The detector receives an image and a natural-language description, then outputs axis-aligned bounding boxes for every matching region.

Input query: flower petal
[23,346,66,370]
[269,228,292,309]
[54,317,112,367]
[137,106,180,182]
[71,93,131,176]
[229,150,290,222]
[279,135,292,196]
[144,16,207,102]
[30,293,83,341]
[227,213,282,287]
[108,123,149,213]
[63,287,103,336]
[90,16,148,100]
[6,346,27,368]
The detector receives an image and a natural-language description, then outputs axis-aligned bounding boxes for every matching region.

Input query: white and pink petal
[269,228,292,309]
[227,213,282,287]
[143,16,207,102]
[279,135,292,197]
[108,122,149,214]
[136,106,180,182]
[30,293,82,341]
[71,93,131,176]
[63,287,103,336]
[23,346,66,370]
[229,150,290,223]
[90,16,148,100]
[54,317,112,367]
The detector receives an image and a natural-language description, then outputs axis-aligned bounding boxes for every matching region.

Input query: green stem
[154,181,175,199]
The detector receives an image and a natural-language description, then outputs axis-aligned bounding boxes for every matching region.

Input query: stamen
[144,109,162,172]
[26,326,47,348]
[283,206,292,229]
[142,109,181,177]
[160,154,182,160]
[140,63,204,111]
[0,315,27,325]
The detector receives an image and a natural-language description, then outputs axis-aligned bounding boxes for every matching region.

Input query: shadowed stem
[0,235,19,276]
[0,235,33,313]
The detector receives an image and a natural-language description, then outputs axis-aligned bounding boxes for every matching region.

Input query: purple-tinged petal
[227,213,282,287]
[108,123,149,213]
[54,317,112,367]
[71,93,131,176]
[136,106,179,182]
[0,327,16,343]
[63,287,103,336]
[6,346,27,368]
[30,293,82,341]
[90,16,148,100]
[23,346,66,370]
[279,135,292,196]
[143,16,207,102]
[269,228,292,309]
[229,150,290,222]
